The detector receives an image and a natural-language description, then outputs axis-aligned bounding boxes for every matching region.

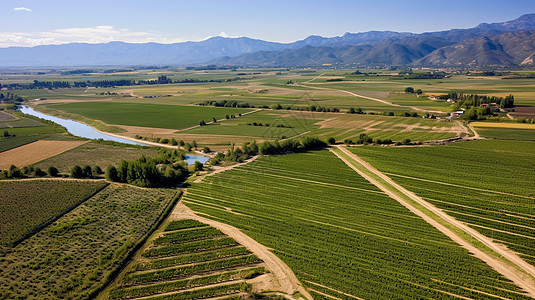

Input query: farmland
[34,142,158,174]
[0,140,87,170]
[0,184,178,299]
[105,219,266,300]
[182,150,530,299]
[48,102,254,130]
[350,140,535,266]
[471,121,535,141]
[0,180,108,248]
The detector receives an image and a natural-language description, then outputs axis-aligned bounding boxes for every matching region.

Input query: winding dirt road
[170,202,312,300]
[331,145,535,297]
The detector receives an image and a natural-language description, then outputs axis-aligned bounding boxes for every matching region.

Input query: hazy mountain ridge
[1,14,534,67]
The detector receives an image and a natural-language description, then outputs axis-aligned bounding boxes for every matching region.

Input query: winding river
[17,106,209,165]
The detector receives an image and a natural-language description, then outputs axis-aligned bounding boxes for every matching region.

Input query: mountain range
[1,14,535,67]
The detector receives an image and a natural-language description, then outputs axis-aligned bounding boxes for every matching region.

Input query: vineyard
[350,140,535,266]
[107,219,265,300]
[183,150,532,299]
[0,180,108,248]
[0,184,177,300]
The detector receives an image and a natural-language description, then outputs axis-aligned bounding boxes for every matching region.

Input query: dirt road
[331,145,535,297]
[171,202,312,299]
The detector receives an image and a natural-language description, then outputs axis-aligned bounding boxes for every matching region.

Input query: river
[17,106,209,165]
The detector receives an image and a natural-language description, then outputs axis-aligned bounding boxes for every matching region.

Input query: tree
[415,89,423,95]
[199,120,206,126]
[71,165,83,178]
[184,143,192,152]
[106,165,119,182]
[94,165,104,175]
[47,166,59,177]
[34,167,46,177]
[194,161,204,172]
[348,107,356,114]
[212,117,217,123]
[404,87,414,93]
[3,130,9,137]
[327,137,336,145]
[82,165,93,178]
[192,140,198,150]
[203,146,211,153]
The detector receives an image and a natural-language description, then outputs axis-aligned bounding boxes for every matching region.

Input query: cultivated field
[183,151,530,299]
[350,140,535,267]
[34,142,158,173]
[0,184,178,299]
[0,180,108,247]
[0,111,17,121]
[106,219,267,300]
[0,140,87,169]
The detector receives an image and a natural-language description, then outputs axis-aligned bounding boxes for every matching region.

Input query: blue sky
[2,0,535,47]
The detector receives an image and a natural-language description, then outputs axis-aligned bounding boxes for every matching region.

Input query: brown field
[0,111,17,121]
[509,106,535,119]
[0,140,87,169]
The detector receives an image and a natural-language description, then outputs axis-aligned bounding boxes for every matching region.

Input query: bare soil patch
[509,106,535,119]
[0,111,17,121]
[0,140,87,169]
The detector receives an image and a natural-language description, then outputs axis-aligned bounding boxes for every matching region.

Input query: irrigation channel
[17,106,209,165]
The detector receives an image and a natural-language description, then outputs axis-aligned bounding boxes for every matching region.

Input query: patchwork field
[0,180,108,248]
[350,140,535,266]
[0,184,178,300]
[107,219,266,300]
[183,150,530,299]
[0,140,88,169]
[0,111,17,121]
[34,142,158,174]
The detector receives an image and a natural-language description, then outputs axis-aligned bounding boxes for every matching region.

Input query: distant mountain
[0,37,288,66]
[417,30,535,66]
[0,13,535,67]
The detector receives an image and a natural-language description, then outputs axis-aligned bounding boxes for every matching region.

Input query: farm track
[170,202,312,299]
[331,145,535,297]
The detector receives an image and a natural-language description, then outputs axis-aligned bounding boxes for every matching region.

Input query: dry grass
[471,122,535,129]
[0,140,87,169]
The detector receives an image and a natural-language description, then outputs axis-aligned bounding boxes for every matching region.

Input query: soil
[0,140,88,169]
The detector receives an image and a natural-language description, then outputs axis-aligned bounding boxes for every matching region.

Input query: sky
[1,0,535,47]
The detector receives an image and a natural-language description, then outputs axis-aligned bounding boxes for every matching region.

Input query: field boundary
[330,145,535,297]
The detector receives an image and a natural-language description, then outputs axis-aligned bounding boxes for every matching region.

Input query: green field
[474,127,535,140]
[350,140,535,266]
[183,151,529,299]
[0,180,109,247]
[0,184,177,300]
[49,102,253,130]
[107,219,259,300]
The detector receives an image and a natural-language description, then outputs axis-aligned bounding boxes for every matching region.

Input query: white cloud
[0,26,188,47]
[14,7,31,12]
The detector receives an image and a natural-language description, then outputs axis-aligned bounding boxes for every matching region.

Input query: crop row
[183,150,531,299]
[124,254,261,285]
[134,246,251,271]
[153,226,223,245]
[142,237,239,258]
[110,267,265,299]
[164,219,207,231]
[142,282,250,300]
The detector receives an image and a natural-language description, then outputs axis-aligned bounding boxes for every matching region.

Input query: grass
[49,102,253,130]
[183,150,530,299]
[0,180,108,247]
[0,135,40,152]
[350,140,535,266]
[0,184,177,300]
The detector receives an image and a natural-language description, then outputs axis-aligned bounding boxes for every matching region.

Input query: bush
[82,165,93,178]
[194,161,204,172]
[47,166,59,177]
[203,147,211,153]
[34,168,47,177]
[94,166,104,175]
[327,137,336,145]
[106,165,119,182]
[71,165,83,178]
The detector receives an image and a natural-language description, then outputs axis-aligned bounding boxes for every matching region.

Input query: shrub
[71,165,83,178]
[47,166,59,177]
